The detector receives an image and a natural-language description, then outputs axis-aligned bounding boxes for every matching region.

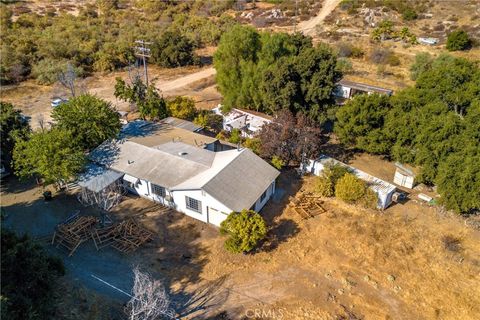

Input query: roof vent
[178,152,188,156]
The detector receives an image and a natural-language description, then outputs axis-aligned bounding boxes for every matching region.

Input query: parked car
[51,97,68,108]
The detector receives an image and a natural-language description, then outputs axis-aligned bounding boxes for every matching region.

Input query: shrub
[336,58,353,74]
[324,164,350,186]
[446,30,471,51]
[193,111,223,133]
[335,173,366,203]
[271,155,285,170]
[220,209,267,253]
[387,54,401,66]
[315,176,334,197]
[166,96,196,120]
[410,52,433,80]
[228,128,242,144]
[359,188,378,209]
[369,47,392,65]
[151,31,198,67]
[402,8,418,21]
[244,137,261,155]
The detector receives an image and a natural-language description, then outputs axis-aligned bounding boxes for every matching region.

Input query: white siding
[253,180,275,212]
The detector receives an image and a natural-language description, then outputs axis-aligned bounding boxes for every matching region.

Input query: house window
[186,196,202,213]
[260,190,267,202]
[124,181,135,190]
[151,184,166,197]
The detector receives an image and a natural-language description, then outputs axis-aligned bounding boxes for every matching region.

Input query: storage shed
[303,155,397,210]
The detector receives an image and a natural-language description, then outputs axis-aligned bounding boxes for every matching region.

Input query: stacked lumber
[92,218,154,253]
[289,193,326,219]
[52,216,98,256]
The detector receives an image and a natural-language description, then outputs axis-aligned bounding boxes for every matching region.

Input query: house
[213,106,272,138]
[333,79,393,102]
[302,155,397,209]
[80,120,279,226]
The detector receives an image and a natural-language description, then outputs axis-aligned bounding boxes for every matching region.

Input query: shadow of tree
[261,219,300,253]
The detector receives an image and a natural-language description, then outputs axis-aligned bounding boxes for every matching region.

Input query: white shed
[303,155,397,210]
[393,163,416,189]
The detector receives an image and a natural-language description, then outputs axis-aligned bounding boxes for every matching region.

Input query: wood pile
[92,218,154,253]
[289,193,326,219]
[52,216,99,256]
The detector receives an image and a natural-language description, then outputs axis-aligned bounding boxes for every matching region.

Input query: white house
[81,120,279,226]
[213,105,272,138]
[303,155,397,210]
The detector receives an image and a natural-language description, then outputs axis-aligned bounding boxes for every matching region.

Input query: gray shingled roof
[202,149,280,212]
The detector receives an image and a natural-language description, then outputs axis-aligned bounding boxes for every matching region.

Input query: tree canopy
[214,26,341,123]
[13,128,85,184]
[220,209,267,253]
[166,96,197,120]
[151,31,198,68]
[0,102,30,169]
[446,30,471,51]
[1,229,65,320]
[114,78,168,120]
[258,109,323,165]
[334,54,480,213]
[51,94,121,150]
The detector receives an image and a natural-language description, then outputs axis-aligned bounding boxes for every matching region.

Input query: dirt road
[298,0,342,36]
[157,67,216,92]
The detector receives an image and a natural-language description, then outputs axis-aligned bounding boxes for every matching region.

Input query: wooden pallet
[52,215,98,256]
[290,194,326,220]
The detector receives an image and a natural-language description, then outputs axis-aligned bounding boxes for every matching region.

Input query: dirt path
[297,0,342,35]
[157,67,216,92]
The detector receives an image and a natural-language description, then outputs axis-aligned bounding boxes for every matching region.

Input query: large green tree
[0,102,30,169]
[114,78,168,120]
[13,129,85,184]
[1,229,65,320]
[166,96,196,120]
[151,31,197,68]
[220,209,267,253]
[335,94,392,154]
[52,94,121,150]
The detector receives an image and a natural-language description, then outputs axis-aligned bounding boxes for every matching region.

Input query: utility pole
[134,40,152,86]
[293,0,298,33]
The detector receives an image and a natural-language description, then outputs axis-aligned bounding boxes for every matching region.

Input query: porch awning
[123,174,139,184]
[77,164,124,193]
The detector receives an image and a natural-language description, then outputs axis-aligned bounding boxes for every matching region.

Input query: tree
[258,110,322,165]
[446,30,471,51]
[334,173,367,203]
[52,94,121,150]
[228,128,242,144]
[13,129,85,185]
[220,209,267,253]
[436,147,480,214]
[410,52,433,80]
[0,102,30,169]
[114,77,168,120]
[334,94,392,154]
[151,31,197,68]
[126,266,175,320]
[214,25,261,111]
[270,155,285,170]
[58,62,77,97]
[193,111,223,133]
[1,229,65,320]
[166,96,196,120]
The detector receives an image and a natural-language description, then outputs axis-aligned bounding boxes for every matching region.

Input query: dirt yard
[0,65,221,130]
[2,162,479,319]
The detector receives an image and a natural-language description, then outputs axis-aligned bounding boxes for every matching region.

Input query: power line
[134,40,152,86]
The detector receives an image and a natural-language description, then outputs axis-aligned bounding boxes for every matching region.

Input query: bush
[446,30,471,51]
[1,229,65,320]
[335,173,366,203]
[410,52,433,80]
[243,137,261,154]
[220,210,267,253]
[324,164,350,186]
[31,59,83,85]
[270,155,285,170]
[193,111,223,133]
[337,42,364,59]
[359,188,378,209]
[166,96,197,120]
[387,54,401,66]
[336,58,353,74]
[369,47,392,65]
[402,8,418,21]
[315,176,334,197]
[228,128,242,144]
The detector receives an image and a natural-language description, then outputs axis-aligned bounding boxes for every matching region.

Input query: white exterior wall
[253,180,276,212]
[171,189,233,226]
[123,175,276,227]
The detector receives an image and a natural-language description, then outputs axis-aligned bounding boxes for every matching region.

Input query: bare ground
[2,160,479,319]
